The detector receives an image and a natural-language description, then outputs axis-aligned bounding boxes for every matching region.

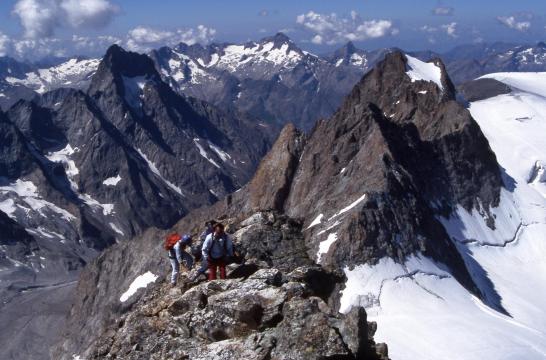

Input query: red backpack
[164,233,181,250]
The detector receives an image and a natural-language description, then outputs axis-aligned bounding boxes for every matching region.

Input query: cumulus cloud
[12,0,119,39]
[13,38,66,59]
[60,0,118,28]
[12,0,59,38]
[432,6,454,16]
[126,25,216,52]
[496,16,531,32]
[296,10,397,45]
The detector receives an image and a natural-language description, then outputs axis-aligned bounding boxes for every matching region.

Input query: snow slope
[405,55,444,90]
[339,72,546,360]
[5,58,99,94]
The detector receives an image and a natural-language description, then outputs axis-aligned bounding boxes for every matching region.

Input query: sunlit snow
[0,179,74,221]
[405,55,444,90]
[317,233,337,263]
[329,194,367,220]
[193,139,221,168]
[307,214,323,229]
[120,271,158,302]
[137,148,184,196]
[103,175,122,186]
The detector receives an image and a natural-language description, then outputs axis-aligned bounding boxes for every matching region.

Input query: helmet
[182,234,192,243]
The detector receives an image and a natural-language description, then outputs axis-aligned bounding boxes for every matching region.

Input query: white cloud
[12,0,119,39]
[311,34,323,44]
[13,38,66,59]
[296,10,397,45]
[441,22,458,38]
[13,0,59,39]
[420,22,458,39]
[496,16,531,32]
[0,32,11,56]
[126,25,216,52]
[60,0,118,28]
[420,25,437,33]
[4,34,121,60]
[432,6,454,16]
[72,34,121,51]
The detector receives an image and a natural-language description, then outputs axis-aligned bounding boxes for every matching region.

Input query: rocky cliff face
[55,51,505,359]
[285,52,502,278]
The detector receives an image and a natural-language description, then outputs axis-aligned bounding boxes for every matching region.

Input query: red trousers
[208,258,226,280]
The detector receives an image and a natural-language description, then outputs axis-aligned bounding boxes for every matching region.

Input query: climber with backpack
[165,233,194,286]
[201,222,233,280]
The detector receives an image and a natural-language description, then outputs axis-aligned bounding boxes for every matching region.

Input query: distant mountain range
[3,34,546,130]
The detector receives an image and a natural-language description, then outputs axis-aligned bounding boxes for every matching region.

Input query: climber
[188,220,217,282]
[165,233,194,286]
[201,222,234,280]
[199,220,217,243]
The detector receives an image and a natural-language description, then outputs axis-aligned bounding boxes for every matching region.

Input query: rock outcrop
[87,266,388,360]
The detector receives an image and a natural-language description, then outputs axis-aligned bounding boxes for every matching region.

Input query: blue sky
[1,0,546,60]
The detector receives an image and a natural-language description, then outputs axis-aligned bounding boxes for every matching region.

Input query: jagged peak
[263,32,291,45]
[339,41,358,55]
[100,44,160,80]
[248,123,305,212]
[354,50,455,99]
[258,32,303,53]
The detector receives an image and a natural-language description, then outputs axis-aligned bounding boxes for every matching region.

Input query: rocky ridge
[89,266,388,360]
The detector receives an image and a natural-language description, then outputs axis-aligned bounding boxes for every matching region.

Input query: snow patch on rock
[307,213,323,229]
[207,141,231,162]
[317,233,337,263]
[110,222,124,236]
[137,148,184,196]
[102,175,122,186]
[405,55,443,90]
[193,139,220,168]
[0,179,74,221]
[329,194,367,220]
[120,271,158,302]
[122,75,148,109]
[46,144,80,191]
[0,198,16,218]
